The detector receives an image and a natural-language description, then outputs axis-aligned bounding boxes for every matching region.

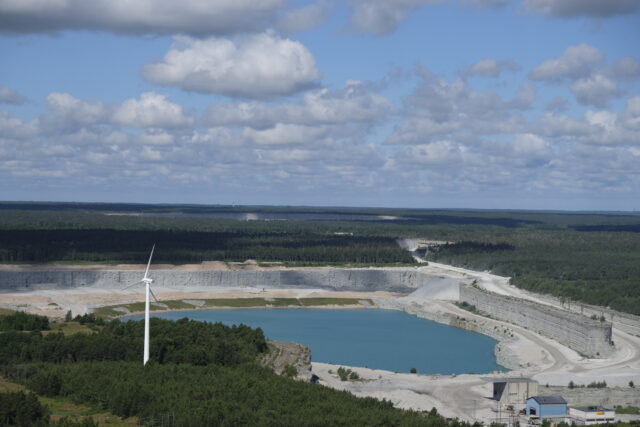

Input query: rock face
[460,283,615,357]
[0,268,440,293]
[540,386,640,408]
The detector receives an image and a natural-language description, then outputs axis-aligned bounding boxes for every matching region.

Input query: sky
[0,0,639,211]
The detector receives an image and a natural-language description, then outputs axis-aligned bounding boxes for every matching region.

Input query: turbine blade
[143,244,155,280]
[121,280,143,291]
[149,288,159,304]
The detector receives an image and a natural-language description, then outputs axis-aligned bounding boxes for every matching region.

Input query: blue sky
[0,0,639,210]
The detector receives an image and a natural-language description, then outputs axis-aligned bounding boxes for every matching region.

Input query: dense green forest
[1,202,640,314]
[0,312,470,426]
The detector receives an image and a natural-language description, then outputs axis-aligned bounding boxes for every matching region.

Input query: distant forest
[1,202,640,315]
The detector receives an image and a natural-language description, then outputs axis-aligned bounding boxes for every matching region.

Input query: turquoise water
[129,309,504,375]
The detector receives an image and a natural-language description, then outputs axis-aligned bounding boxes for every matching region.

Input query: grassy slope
[93,297,372,318]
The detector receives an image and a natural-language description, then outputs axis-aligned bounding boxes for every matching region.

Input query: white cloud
[530,43,604,81]
[276,1,333,34]
[611,57,640,80]
[143,34,321,99]
[242,123,331,146]
[466,59,519,77]
[524,0,640,18]
[387,70,527,144]
[346,0,510,35]
[621,96,640,130]
[570,74,620,107]
[137,131,176,146]
[113,92,193,128]
[44,92,111,130]
[0,0,284,36]
[0,86,26,104]
[510,83,537,109]
[206,81,392,127]
[0,110,37,138]
[347,0,443,35]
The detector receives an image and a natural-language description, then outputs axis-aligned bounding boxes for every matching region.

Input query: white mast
[142,244,155,366]
[122,244,156,366]
[144,279,150,365]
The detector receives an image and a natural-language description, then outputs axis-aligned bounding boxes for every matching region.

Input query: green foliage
[410,367,417,374]
[337,367,359,381]
[456,301,477,313]
[0,311,49,332]
[0,317,267,366]
[586,380,607,388]
[616,406,640,414]
[0,390,50,426]
[568,381,575,389]
[7,361,449,426]
[282,364,297,378]
[72,313,105,326]
[630,380,635,388]
[0,228,414,265]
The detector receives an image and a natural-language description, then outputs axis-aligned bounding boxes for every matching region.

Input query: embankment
[460,283,615,357]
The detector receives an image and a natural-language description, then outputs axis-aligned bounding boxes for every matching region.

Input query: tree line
[0,229,414,265]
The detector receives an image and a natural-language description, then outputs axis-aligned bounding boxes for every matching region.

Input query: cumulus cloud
[143,34,321,99]
[113,92,193,128]
[206,81,392,128]
[37,92,192,132]
[347,0,442,35]
[43,92,111,130]
[276,1,333,34]
[387,69,527,145]
[0,86,26,104]
[346,0,507,35]
[570,74,620,107]
[530,43,604,81]
[242,123,332,146]
[0,0,284,36]
[611,57,640,80]
[523,0,640,19]
[465,59,519,77]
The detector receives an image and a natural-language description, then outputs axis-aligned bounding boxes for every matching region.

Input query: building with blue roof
[526,396,568,418]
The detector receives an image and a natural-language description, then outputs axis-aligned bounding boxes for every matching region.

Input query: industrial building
[486,377,539,411]
[526,396,568,418]
[569,406,615,425]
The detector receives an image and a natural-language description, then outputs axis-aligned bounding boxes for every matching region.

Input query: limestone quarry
[1,260,639,422]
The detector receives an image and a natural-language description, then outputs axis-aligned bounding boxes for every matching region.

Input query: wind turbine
[123,244,158,365]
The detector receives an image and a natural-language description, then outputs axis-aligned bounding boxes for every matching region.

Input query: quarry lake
[130,309,504,374]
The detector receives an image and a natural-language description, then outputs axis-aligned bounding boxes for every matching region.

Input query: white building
[569,406,615,425]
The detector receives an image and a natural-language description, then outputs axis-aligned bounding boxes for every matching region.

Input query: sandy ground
[1,260,639,421]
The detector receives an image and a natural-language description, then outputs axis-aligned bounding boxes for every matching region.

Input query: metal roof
[483,377,538,383]
[529,396,567,405]
[572,406,613,412]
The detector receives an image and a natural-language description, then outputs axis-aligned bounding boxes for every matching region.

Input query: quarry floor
[0,261,638,422]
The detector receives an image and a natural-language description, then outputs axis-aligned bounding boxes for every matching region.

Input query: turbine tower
[123,245,158,365]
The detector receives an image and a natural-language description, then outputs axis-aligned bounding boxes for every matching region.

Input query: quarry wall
[0,268,438,294]
[460,283,615,357]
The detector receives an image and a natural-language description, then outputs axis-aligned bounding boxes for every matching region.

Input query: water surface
[130,308,503,375]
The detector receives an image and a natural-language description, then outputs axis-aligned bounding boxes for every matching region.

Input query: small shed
[569,406,615,425]
[526,396,567,418]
